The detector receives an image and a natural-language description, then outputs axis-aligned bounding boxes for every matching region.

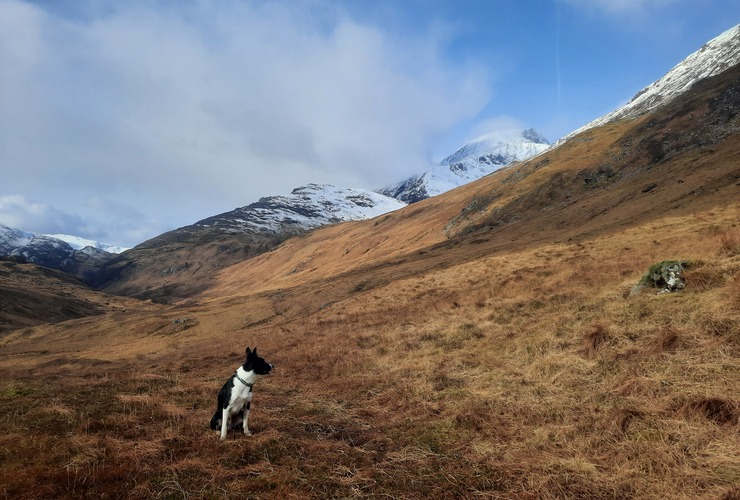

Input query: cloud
[468,115,528,142]
[0,195,84,235]
[563,0,679,17]
[0,0,491,246]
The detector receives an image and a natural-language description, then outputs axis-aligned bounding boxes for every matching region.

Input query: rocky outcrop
[631,260,688,296]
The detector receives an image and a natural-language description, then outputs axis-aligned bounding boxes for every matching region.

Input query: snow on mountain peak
[441,128,550,166]
[562,23,740,142]
[196,184,406,234]
[0,223,129,268]
[44,234,129,254]
[380,128,550,203]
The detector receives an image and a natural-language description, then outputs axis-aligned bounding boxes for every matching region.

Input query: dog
[209,347,273,441]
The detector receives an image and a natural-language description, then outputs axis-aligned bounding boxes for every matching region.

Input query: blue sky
[1,0,738,247]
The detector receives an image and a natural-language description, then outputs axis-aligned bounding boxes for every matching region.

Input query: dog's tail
[209,410,221,431]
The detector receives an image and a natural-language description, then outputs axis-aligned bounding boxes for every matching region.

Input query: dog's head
[243,347,273,376]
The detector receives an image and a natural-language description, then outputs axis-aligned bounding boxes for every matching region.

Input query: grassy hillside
[0,68,738,499]
[0,259,147,334]
[1,207,737,498]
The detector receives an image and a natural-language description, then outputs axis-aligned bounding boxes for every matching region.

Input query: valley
[0,28,739,500]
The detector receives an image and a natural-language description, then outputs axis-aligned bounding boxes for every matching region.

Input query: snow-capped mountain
[0,224,120,284]
[95,184,407,301]
[1,225,78,263]
[0,225,127,258]
[44,234,129,254]
[562,23,740,142]
[196,183,406,233]
[379,128,550,203]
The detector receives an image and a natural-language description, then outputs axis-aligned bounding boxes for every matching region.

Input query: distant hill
[0,258,141,334]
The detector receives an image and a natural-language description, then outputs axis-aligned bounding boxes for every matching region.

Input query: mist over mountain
[378,128,551,203]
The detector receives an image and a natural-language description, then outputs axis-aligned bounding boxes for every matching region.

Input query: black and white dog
[209,347,273,441]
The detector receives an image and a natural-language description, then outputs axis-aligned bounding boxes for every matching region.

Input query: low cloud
[0,195,84,235]
[0,0,491,246]
[468,115,529,142]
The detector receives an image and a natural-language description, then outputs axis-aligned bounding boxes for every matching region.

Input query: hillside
[96,184,404,303]
[0,258,148,334]
[0,60,737,500]
[563,23,740,141]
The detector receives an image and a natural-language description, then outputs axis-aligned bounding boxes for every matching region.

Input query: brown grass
[3,203,738,498]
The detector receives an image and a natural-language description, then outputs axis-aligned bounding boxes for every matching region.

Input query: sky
[1,0,738,248]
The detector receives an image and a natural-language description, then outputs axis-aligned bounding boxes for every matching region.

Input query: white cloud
[0,195,83,234]
[563,0,678,17]
[0,0,491,246]
[468,115,528,142]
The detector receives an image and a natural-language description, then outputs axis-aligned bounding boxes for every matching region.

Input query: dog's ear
[246,347,252,356]
[253,347,258,355]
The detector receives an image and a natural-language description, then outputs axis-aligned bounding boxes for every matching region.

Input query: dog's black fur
[209,347,272,440]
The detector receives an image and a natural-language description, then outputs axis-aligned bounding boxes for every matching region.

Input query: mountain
[196,184,405,234]
[379,128,550,203]
[96,184,405,301]
[562,23,740,142]
[0,224,117,284]
[1,28,739,500]
[7,25,738,304]
[44,234,129,254]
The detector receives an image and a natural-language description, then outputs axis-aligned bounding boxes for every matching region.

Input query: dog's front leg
[243,400,252,436]
[219,407,230,441]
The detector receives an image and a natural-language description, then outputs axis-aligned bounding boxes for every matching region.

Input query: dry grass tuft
[581,323,610,358]
[650,326,680,354]
[609,407,645,434]
[680,397,739,426]
[721,485,740,500]
[718,229,740,257]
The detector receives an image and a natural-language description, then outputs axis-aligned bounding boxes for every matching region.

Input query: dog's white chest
[229,384,252,408]
[227,367,255,411]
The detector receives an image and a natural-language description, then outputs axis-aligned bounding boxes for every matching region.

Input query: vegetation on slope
[0,259,145,334]
[1,202,738,499]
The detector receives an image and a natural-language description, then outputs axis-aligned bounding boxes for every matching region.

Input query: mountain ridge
[561,23,740,143]
[0,224,117,285]
[93,184,405,301]
[195,183,405,235]
[1,24,737,304]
